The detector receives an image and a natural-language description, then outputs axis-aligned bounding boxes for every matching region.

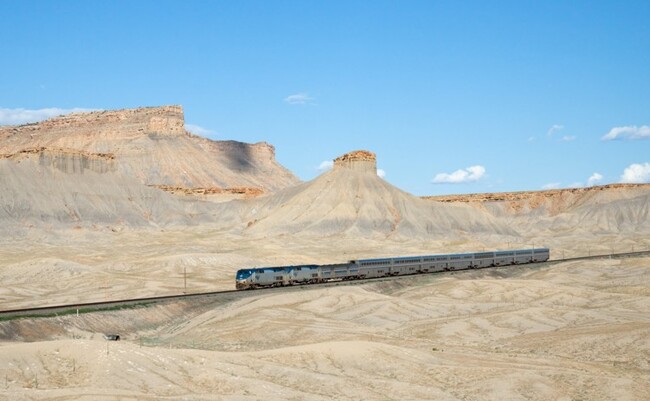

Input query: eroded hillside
[0,105,299,191]
[424,184,650,213]
[424,184,650,235]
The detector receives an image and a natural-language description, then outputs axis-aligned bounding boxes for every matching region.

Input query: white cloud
[620,162,650,183]
[432,165,486,184]
[185,123,215,137]
[587,172,603,186]
[547,124,564,137]
[317,160,333,171]
[602,125,650,141]
[377,169,386,179]
[545,173,604,189]
[284,93,314,105]
[544,125,578,142]
[0,107,95,126]
[542,182,561,190]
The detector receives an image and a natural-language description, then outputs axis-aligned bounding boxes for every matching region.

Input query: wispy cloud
[543,172,604,189]
[185,123,216,137]
[432,165,486,184]
[620,162,650,183]
[0,107,95,126]
[602,125,650,141]
[587,172,603,186]
[317,160,333,171]
[542,182,561,190]
[284,93,314,105]
[546,124,564,137]
[545,124,577,142]
[377,168,386,179]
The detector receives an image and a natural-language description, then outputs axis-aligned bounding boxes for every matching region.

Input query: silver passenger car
[235,248,550,290]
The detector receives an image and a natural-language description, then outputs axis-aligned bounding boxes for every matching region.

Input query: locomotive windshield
[236,269,254,280]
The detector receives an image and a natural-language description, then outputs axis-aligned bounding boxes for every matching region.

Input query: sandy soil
[0,224,647,310]
[1,254,649,401]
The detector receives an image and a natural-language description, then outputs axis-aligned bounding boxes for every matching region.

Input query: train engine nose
[235,269,254,290]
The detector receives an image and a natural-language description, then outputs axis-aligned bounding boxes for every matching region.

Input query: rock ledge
[333,150,377,173]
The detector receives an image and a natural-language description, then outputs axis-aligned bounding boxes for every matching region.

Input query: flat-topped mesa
[0,105,186,142]
[333,150,377,173]
[142,105,185,136]
[0,104,300,191]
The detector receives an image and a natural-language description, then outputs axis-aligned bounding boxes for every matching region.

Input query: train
[235,248,550,290]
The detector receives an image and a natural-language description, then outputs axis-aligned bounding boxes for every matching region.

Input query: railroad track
[2,250,649,320]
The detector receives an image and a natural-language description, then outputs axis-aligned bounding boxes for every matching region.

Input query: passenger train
[235,248,550,290]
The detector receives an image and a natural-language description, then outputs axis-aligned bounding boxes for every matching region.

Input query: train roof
[236,248,550,273]
[236,264,320,272]
[354,248,548,263]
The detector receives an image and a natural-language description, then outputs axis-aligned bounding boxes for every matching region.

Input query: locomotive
[235,248,550,290]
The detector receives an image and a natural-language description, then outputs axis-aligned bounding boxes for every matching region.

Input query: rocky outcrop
[333,150,376,173]
[424,184,650,235]
[0,106,185,147]
[0,105,299,191]
[424,184,650,215]
[1,146,115,161]
[150,185,264,198]
[1,147,116,174]
[423,184,650,204]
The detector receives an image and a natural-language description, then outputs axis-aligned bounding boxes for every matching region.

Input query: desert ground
[1,108,649,400]
[1,230,649,401]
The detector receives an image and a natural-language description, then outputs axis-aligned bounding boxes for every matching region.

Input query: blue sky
[1,1,649,195]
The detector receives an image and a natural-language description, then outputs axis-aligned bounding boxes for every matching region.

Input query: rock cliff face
[0,106,299,192]
[425,184,650,235]
[0,106,185,147]
[424,184,650,215]
[333,150,377,173]
[1,147,116,174]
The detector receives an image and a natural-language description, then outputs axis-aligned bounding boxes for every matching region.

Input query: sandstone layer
[424,183,650,208]
[425,184,650,236]
[333,150,377,172]
[0,106,299,191]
